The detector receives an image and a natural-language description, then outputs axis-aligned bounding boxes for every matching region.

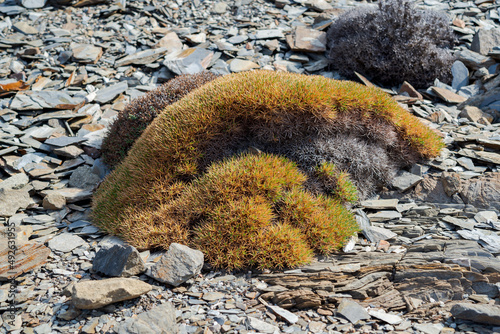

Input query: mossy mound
[92,70,443,268]
[101,72,218,168]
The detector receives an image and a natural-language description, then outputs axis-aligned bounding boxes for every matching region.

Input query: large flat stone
[0,240,50,281]
[0,188,30,217]
[10,91,84,110]
[115,48,168,67]
[113,302,178,334]
[451,303,500,326]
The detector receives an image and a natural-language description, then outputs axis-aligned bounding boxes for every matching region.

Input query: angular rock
[72,44,103,64]
[93,244,146,277]
[368,210,402,222]
[13,21,38,35]
[41,188,93,203]
[471,28,500,55]
[52,145,84,158]
[399,81,423,100]
[94,81,128,104]
[361,199,398,210]
[286,26,326,52]
[69,166,101,190]
[475,211,497,224]
[0,188,30,217]
[0,173,29,190]
[368,309,402,325]
[455,49,496,70]
[458,149,500,165]
[252,29,284,40]
[115,48,168,67]
[71,278,152,309]
[392,171,423,192]
[45,136,87,147]
[245,317,279,334]
[459,106,493,123]
[0,240,50,280]
[147,243,203,286]
[47,233,86,253]
[413,323,444,334]
[113,302,178,334]
[42,193,66,210]
[431,86,467,104]
[337,299,370,324]
[156,32,183,53]
[163,48,214,75]
[21,0,46,8]
[229,59,260,72]
[272,289,322,309]
[451,60,469,91]
[10,91,84,111]
[451,303,500,325]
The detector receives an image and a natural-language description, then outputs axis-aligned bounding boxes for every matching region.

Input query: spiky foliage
[326,0,455,88]
[101,72,219,168]
[315,162,358,204]
[92,70,443,268]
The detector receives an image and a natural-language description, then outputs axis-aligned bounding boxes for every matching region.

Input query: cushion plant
[92,70,443,269]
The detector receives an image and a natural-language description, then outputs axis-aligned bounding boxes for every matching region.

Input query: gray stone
[413,323,444,334]
[459,106,493,123]
[41,188,93,203]
[53,145,84,158]
[451,303,500,325]
[71,278,152,309]
[0,173,29,190]
[392,171,423,192]
[213,2,228,14]
[10,91,84,111]
[156,32,183,53]
[368,309,402,325]
[69,166,101,190]
[245,317,280,334]
[252,29,284,39]
[45,136,88,147]
[455,49,496,70]
[451,60,469,91]
[21,0,46,8]
[94,82,128,104]
[0,188,30,217]
[202,291,225,301]
[93,244,146,277]
[367,225,398,242]
[367,210,402,222]
[475,211,498,224]
[267,304,298,324]
[115,48,169,67]
[337,299,370,324]
[72,44,103,64]
[114,302,178,334]
[360,199,398,210]
[471,28,500,55]
[163,48,214,75]
[13,21,38,35]
[42,193,66,210]
[48,233,86,253]
[147,243,204,286]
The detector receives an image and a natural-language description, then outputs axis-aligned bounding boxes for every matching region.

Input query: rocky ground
[0,0,499,333]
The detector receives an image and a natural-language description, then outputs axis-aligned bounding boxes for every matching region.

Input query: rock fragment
[113,302,178,334]
[71,278,152,309]
[93,244,145,277]
[48,233,86,253]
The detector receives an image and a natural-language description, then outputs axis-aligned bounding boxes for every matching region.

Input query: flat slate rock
[113,302,178,334]
[47,233,86,253]
[0,240,51,280]
[451,303,500,325]
[10,91,84,110]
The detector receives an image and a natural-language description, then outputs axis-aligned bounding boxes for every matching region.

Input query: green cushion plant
[92,70,443,269]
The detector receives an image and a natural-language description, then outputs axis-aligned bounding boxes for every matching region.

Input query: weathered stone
[212,2,228,14]
[156,31,183,53]
[21,0,46,9]
[93,244,145,277]
[368,211,402,222]
[413,323,445,334]
[48,233,86,253]
[392,171,423,192]
[42,193,66,210]
[202,291,225,301]
[71,278,152,309]
[361,199,398,210]
[94,81,128,104]
[455,49,496,70]
[451,303,500,326]
[337,299,370,324]
[451,60,469,91]
[10,91,84,111]
[52,145,84,158]
[272,289,322,309]
[0,173,29,190]
[460,106,494,123]
[0,240,50,280]
[115,48,168,67]
[245,317,279,334]
[471,28,500,55]
[0,188,30,217]
[13,21,38,34]
[229,59,260,72]
[163,48,214,75]
[286,26,326,52]
[441,172,462,197]
[475,211,497,224]
[72,44,103,64]
[399,81,423,100]
[113,302,178,334]
[458,149,500,165]
[69,166,101,190]
[147,243,203,286]
[368,309,402,325]
[431,86,467,104]
[252,29,284,39]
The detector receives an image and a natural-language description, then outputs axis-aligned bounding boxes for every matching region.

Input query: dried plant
[326,0,455,88]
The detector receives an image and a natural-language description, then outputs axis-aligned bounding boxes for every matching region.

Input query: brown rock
[460,172,500,211]
[399,81,423,100]
[459,106,494,123]
[155,31,183,53]
[431,87,467,104]
[286,26,326,52]
[72,44,103,64]
[272,289,322,309]
[71,278,152,309]
[0,241,51,281]
[441,172,462,197]
[42,193,66,210]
